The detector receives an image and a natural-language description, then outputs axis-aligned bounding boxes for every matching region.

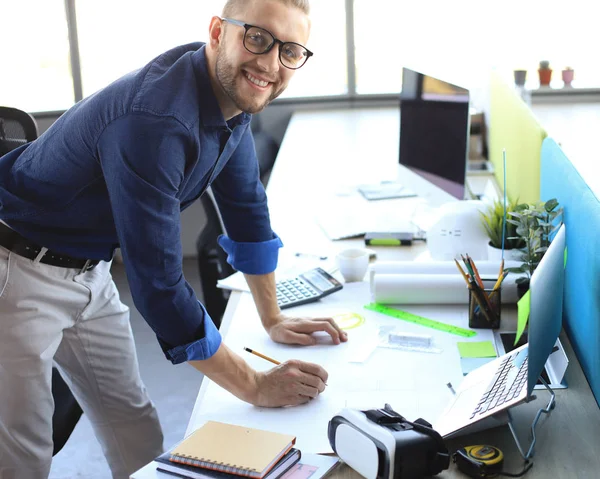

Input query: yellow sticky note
[457,341,497,358]
[515,289,531,345]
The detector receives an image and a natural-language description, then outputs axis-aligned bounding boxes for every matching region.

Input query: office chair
[196,116,280,327]
[0,106,38,155]
[196,190,236,328]
[0,106,83,456]
[251,114,280,186]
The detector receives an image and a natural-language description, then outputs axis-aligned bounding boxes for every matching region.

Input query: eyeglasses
[221,17,313,70]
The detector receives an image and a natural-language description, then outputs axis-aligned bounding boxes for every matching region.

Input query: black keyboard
[471,354,528,419]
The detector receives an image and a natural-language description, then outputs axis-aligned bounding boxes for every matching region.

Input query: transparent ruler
[364,303,477,338]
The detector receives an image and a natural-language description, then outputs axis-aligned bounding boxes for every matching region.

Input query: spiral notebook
[169,421,296,478]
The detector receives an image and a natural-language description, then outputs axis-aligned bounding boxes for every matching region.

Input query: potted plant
[480,199,525,261]
[504,198,563,291]
[562,67,575,87]
[538,60,553,87]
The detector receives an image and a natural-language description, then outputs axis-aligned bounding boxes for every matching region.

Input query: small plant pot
[513,69,527,87]
[562,69,574,87]
[538,69,553,86]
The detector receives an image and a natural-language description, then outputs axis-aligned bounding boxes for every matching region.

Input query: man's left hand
[266,314,348,346]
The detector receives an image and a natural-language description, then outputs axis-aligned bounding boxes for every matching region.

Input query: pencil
[492,270,509,292]
[467,255,497,314]
[454,258,471,286]
[243,347,281,365]
[497,259,505,284]
[466,255,486,290]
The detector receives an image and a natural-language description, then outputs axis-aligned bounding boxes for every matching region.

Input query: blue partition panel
[540,138,600,407]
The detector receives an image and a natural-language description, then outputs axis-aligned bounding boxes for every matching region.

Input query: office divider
[540,138,600,407]
[489,72,547,204]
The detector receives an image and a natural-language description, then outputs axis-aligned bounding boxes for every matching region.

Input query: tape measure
[453,445,504,477]
[454,445,533,478]
[364,303,477,338]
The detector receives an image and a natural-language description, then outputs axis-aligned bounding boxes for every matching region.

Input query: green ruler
[364,303,477,338]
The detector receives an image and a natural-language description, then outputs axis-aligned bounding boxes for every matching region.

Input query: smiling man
[0,1,348,478]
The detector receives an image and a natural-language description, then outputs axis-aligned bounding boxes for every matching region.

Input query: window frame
[30,0,600,114]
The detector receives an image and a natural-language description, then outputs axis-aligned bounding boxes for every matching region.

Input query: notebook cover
[170,421,296,477]
[156,448,301,479]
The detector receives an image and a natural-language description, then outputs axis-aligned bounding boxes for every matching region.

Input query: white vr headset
[327,404,449,479]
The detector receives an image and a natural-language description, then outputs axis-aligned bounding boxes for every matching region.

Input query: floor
[49,258,204,478]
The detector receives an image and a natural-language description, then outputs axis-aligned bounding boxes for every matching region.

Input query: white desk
[132,108,600,479]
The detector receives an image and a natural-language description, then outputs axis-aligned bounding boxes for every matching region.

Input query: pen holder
[468,281,501,329]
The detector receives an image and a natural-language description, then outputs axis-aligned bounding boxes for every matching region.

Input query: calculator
[276,268,343,309]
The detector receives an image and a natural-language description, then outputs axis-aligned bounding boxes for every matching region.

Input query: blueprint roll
[370,273,520,304]
[369,260,521,276]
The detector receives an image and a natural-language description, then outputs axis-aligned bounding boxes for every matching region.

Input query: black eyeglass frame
[221,17,313,70]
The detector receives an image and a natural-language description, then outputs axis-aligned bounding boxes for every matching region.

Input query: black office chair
[251,114,280,187]
[0,106,83,456]
[196,191,236,328]
[196,115,280,327]
[0,106,38,155]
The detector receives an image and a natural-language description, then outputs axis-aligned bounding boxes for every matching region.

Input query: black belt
[0,222,100,271]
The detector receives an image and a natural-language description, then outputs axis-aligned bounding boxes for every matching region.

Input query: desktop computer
[399,67,471,204]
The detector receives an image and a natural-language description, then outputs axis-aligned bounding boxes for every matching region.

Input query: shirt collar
[192,45,251,130]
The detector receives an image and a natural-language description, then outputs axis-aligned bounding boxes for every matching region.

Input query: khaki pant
[0,245,164,479]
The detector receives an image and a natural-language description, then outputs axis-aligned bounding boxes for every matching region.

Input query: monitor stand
[507,377,556,460]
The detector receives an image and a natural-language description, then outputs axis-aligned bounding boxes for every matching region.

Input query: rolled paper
[371,273,520,304]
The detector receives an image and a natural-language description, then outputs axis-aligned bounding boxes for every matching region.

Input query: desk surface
[132,108,600,479]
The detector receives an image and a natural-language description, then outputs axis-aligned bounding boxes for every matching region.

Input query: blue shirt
[0,43,283,364]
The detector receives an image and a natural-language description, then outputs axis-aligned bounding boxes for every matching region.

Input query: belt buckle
[80,259,98,273]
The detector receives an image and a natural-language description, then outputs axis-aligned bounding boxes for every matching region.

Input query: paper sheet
[188,288,493,454]
[457,341,497,358]
[516,290,531,345]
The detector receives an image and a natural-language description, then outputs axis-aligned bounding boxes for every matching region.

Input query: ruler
[364,303,477,338]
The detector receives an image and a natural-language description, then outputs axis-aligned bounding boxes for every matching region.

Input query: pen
[295,252,328,260]
[243,347,281,365]
[446,382,456,396]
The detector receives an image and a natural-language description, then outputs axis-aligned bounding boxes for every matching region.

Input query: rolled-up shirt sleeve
[98,113,221,364]
[212,126,282,275]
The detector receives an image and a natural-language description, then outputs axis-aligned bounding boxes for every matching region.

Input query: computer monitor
[399,67,470,201]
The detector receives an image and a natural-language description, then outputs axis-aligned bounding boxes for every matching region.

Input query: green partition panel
[489,72,547,204]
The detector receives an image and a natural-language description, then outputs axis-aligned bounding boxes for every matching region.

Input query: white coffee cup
[336,248,370,282]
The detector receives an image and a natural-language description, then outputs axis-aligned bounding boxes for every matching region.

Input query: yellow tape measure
[364,303,476,338]
[332,312,365,330]
[453,445,504,477]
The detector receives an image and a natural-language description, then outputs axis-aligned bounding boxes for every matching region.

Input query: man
[0,0,347,477]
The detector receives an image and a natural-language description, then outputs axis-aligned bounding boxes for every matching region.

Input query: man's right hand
[189,343,328,408]
[252,360,328,407]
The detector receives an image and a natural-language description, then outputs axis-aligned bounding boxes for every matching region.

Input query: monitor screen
[399,68,470,200]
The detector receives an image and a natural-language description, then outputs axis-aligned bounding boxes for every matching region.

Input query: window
[3,1,599,113]
[0,1,73,112]
[76,0,226,97]
[280,0,347,98]
[75,0,346,100]
[353,0,600,93]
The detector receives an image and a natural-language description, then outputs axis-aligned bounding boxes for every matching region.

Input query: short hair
[222,0,310,17]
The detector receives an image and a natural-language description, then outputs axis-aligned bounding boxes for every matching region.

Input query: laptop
[435,224,566,438]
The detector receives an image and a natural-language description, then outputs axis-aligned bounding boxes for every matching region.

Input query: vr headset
[328,404,449,479]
